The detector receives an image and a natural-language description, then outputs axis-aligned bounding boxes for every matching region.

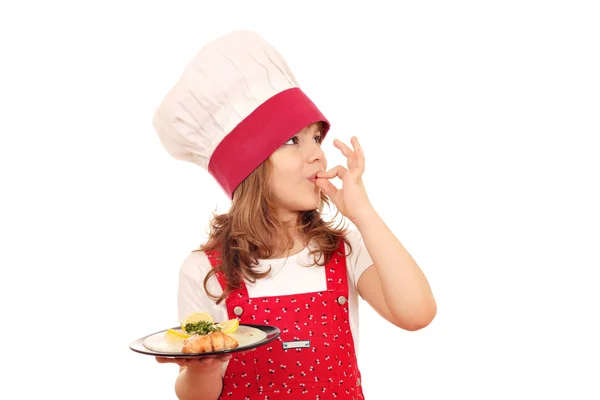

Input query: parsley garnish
[183,321,222,335]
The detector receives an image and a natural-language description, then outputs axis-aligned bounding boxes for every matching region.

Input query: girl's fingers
[351,136,365,173]
[334,138,365,171]
[156,357,180,364]
[317,165,347,180]
[156,357,190,368]
[156,354,232,367]
[315,178,339,199]
[333,139,354,158]
[199,357,216,366]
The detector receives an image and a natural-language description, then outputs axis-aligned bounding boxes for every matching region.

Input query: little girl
[153,30,436,400]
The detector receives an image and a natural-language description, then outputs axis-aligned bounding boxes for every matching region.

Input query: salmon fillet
[182,331,239,354]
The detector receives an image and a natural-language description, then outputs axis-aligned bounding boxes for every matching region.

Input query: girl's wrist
[351,205,378,228]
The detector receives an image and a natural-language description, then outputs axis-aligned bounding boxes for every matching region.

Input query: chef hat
[153,30,330,199]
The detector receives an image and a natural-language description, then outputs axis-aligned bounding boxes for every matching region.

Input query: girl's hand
[156,354,232,373]
[316,136,374,223]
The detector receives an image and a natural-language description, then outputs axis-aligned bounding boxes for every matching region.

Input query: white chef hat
[153,30,330,199]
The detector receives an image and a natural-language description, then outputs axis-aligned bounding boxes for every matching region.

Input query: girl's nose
[306,142,324,163]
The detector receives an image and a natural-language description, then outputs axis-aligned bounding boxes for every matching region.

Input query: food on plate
[160,311,241,354]
[164,328,191,342]
[216,318,240,334]
[182,330,239,353]
[142,314,266,354]
[180,311,214,330]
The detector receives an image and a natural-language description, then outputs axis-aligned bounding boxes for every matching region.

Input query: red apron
[206,240,364,399]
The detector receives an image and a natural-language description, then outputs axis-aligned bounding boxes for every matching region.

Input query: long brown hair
[197,157,351,305]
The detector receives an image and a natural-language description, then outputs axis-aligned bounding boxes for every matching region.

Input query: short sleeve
[177,250,231,377]
[344,229,374,293]
[177,251,229,324]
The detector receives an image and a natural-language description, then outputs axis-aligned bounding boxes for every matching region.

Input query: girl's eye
[283,135,321,145]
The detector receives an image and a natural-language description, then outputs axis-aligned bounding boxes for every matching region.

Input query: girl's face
[268,123,327,221]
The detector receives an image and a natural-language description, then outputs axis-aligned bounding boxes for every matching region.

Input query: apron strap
[325,238,350,294]
[205,249,250,300]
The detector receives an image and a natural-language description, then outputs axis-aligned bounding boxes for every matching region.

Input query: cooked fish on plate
[129,311,280,357]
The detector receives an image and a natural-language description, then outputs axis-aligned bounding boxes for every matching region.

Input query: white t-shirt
[177,229,374,359]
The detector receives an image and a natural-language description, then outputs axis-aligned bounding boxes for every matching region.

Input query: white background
[1,1,599,399]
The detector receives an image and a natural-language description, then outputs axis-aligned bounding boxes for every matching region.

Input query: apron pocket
[253,337,341,395]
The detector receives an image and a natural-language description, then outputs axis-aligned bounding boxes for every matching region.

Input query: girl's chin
[275,187,322,213]
[299,193,322,211]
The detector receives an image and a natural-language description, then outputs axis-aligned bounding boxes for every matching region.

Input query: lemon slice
[181,311,214,331]
[217,318,240,334]
[164,328,191,342]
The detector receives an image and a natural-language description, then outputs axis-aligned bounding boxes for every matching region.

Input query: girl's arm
[316,136,436,331]
[354,207,437,331]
